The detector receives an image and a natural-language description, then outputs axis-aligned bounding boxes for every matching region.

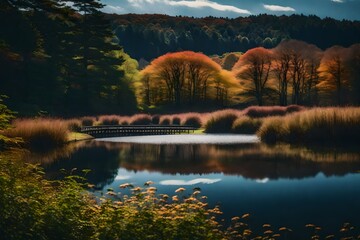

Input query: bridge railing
[81,125,198,137]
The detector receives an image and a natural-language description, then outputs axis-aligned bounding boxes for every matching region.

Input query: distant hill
[108,13,360,61]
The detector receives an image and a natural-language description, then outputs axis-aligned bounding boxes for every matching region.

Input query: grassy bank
[6,106,359,147]
[258,107,360,144]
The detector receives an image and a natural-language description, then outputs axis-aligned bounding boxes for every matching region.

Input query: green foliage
[0,0,137,116]
[0,96,15,130]
[0,155,224,240]
[0,96,18,149]
[111,14,360,61]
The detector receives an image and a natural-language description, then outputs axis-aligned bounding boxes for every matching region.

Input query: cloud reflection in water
[160,178,221,185]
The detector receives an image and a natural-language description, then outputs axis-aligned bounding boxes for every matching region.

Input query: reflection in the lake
[23,136,360,238]
[25,140,360,186]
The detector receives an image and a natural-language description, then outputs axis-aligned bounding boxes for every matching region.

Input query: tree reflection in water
[24,139,360,188]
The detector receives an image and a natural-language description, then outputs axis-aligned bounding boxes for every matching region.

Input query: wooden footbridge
[81,125,197,138]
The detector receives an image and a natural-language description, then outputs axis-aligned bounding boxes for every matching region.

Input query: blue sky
[100,0,360,20]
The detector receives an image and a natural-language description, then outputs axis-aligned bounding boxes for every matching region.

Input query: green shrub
[232,117,263,134]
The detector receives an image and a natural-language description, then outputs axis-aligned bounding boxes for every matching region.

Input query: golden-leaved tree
[138,51,237,107]
[233,47,273,106]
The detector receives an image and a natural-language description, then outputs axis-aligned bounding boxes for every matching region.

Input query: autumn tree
[273,40,322,106]
[273,44,292,106]
[233,47,273,106]
[139,51,236,107]
[317,46,350,106]
[346,44,360,105]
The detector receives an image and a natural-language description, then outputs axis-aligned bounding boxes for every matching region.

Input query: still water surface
[26,134,360,238]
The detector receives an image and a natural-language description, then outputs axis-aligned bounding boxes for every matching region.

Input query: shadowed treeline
[110,14,360,61]
[0,0,137,116]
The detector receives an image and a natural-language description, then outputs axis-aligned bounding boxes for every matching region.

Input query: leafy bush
[232,117,263,134]
[81,117,95,127]
[0,155,224,240]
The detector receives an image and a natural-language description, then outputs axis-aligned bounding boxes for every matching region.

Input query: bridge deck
[81,125,197,138]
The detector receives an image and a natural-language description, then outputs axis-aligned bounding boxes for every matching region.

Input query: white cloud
[331,0,344,3]
[115,175,131,180]
[103,5,126,13]
[160,178,222,185]
[127,0,251,15]
[263,4,296,12]
[256,178,269,184]
[168,0,251,14]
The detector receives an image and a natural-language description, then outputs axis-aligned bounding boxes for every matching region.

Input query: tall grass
[205,110,240,133]
[183,116,202,128]
[130,114,152,125]
[244,105,305,118]
[4,118,69,149]
[258,107,360,144]
[98,115,120,125]
[81,117,95,126]
[232,117,263,134]
[160,117,171,125]
[172,116,181,125]
[151,115,160,124]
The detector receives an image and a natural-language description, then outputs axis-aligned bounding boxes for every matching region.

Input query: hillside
[109,13,360,61]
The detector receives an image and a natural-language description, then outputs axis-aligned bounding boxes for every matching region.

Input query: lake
[25,134,360,239]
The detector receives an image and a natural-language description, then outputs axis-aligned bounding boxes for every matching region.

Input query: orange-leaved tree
[233,47,273,106]
[138,51,236,107]
[273,40,322,106]
[317,46,350,106]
